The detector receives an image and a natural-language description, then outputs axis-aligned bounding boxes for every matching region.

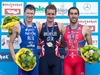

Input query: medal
[70,24,79,49]
[46,42,53,47]
[46,23,54,47]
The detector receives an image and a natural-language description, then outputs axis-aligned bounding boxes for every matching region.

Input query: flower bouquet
[0,15,20,37]
[15,48,36,71]
[80,45,100,64]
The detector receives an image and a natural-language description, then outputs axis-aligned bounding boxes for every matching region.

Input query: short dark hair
[68,7,79,15]
[45,4,57,14]
[24,4,35,13]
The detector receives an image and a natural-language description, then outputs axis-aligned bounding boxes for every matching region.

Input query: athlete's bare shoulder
[58,22,66,35]
[82,25,92,44]
[36,21,42,34]
[9,22,20,43]
[12,23,20,37]
[57,22,62,32]
[82,25,91,35]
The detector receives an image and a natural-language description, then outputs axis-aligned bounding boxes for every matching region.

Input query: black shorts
[39,56,62,75]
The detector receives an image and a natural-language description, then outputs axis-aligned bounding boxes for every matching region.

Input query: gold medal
[46,42,53,47]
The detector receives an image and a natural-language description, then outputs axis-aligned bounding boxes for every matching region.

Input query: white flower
[29,52,33,57]
[89,50,94,54]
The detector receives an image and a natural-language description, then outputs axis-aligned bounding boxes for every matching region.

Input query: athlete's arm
[58,22,66,35]
[9,24,20,61]
[36,22,42,46]
[36,22,42,35]
[83,25,92,45]
[58,22,66,48]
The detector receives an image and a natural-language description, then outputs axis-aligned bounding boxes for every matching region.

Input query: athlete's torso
[64,24,86,57]
[40,22,61,57]
[19,22,38,50]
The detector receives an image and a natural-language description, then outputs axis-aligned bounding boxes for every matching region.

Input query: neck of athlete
[24,20,33,27]
[70,22,79,29]
[46,21,54,27]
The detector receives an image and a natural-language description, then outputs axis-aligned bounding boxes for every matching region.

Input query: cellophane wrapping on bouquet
[15,48,36,71]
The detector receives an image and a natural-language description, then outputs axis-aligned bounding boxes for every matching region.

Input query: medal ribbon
[70,24,79,47]
[46,23,54,41]
[24,20,34,47]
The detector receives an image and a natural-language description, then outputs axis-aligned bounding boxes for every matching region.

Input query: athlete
[39,4,64,75]
[63,7,92,75]
[9,4,41,75]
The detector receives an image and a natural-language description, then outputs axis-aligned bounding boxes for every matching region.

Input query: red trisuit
[63,24,86,75]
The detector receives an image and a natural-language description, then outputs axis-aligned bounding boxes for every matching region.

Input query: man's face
[24,8,35,22]
[45,9,56,23]
[68,9,79,24]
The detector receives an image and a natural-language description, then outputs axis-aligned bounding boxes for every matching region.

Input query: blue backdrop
[0,0,100,75]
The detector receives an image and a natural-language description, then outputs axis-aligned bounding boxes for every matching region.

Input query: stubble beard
[70,18,78,24]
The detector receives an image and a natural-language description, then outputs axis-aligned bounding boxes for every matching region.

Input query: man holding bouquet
[9,4,41,75]
[62,7,92,75]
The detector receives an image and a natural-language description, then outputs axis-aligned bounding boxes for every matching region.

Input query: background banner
[0,0,100,75]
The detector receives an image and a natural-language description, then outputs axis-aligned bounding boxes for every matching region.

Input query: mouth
[27,17,33,20]
[72,19,76,21]
[72,18,77,21]
[71,18,77,23]
[72,17,76,19]
[48,18,53,20]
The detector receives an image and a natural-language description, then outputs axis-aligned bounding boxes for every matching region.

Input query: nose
[29,14,33,17]
[49,14,53,17]
[27,13,34,17]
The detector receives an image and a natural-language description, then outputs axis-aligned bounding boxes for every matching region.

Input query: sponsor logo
[2,3,22,7]
[62,23,68,26]
[78,20,97,32]
[2,38,19,46]
[5,9,21,15]
[57,8,68,15]
[57,4,68,15]
[78,20,97,24]
[2,38,5,46]
[92,40,98,45]
[0,53,13,62]
[83,3,91,11]
[36,6,45,12]
[88,26,95,32]
[77,2,98,16]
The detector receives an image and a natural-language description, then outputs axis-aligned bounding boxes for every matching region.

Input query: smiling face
[45,9,56,23]
[68,9,79,24]
[24,8,35,23]
[45,4,57,24]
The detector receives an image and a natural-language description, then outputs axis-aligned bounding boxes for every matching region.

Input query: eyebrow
[70,13,78,14]
[47,13,55,15]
